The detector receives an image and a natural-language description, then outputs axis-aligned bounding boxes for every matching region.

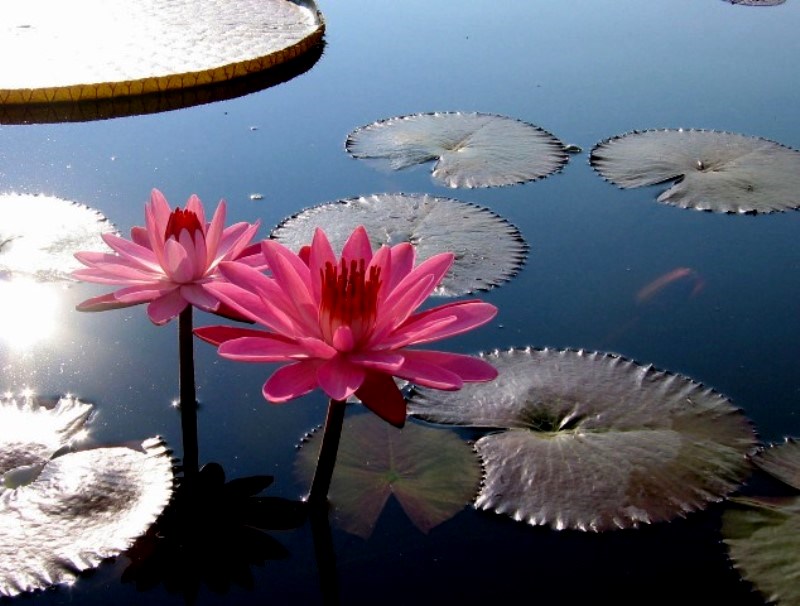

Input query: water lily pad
[0,437,174,597]
[271,193,527,296]
[345,112,568,188]
[0,392,93,482]
[750,438,800,490]
[590,129,800,213]
[0,0,324,107]
[295,412,481,538]
[722,495,800,605]
[0,194,115,280]
[725,0,784,5]
[408,347,757,531]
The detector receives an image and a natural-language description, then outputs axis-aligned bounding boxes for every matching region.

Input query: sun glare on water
[0,278,61,350]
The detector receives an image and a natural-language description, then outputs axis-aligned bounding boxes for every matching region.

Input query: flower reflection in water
[0,278,62,351]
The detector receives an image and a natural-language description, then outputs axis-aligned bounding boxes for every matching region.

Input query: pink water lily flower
[194,225,498,427]
[72,189,264,325]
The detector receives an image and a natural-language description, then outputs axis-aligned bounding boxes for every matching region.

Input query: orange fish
[635,267,704,304]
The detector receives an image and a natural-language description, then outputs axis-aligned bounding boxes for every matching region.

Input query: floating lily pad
[345,112,569,188]
[271,193,527,296]
[0,0,324,107]
[0,437,174,597]
[295,412,481,538]
[751,438,800,490]
[590,129,800,213]
[722,495,800,605]
[408,347,757,531]
[0,194,115,280]
[724,0,785,5]
[0,392,93,482]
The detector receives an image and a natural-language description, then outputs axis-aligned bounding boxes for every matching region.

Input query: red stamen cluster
[319,258,382,347]
[164,208,203,242]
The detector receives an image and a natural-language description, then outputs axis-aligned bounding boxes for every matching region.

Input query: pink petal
[113,283,175,303]
[400,349,498,383]
[204,199,226,256]
[178,229,204,279]
[214,222,258,263]
[367,245,392,305]
[380,300,497,348]
[370,273,435,342]
[130,226,153,249]
[392,354,464,391]
[332,325,355,351]
[71,264,158,284]
[260,242,318,333]
[180,283,219,311]
[308,228,336,302]
[145,191,170,266]
[263,361,322,402]
[76,292,139,312]
[162,238,193,283]
[317,356,365,401]
[206,280,299,336]
[218,334,328,362]
[340,225,373,266]
[185,194,207,226]
[383,251,454,313]
[347,350,405,373]
[101,232,161,273]
[355,372,407,428]
[194,325,271,346]
[146,288,188,325]
[387,243,415,292]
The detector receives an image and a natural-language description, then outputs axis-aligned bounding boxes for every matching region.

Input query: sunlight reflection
[0,278,61,350]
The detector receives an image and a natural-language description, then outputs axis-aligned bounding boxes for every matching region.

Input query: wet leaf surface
[271,192,527,296]
[408,347,757,531]
[346,111,568,188]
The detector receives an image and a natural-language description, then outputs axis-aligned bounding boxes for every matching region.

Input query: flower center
[164,208,203,242]
[319,258,381,350]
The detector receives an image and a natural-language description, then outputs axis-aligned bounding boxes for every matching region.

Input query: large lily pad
[294,412,481,538]
[271,193,527,296]
[751,438,800,490]
[345,112,569,188]
[724,0,785,5]
[722,496,800,605]
[0,0,324,107]
[408,347,757,531]
[0,392,93,482]
[0,194,115,280]
[0,437,174,597]
[590,129,800,213]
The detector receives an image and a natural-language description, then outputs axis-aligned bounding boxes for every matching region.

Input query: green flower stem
[178,306,199,481]
[307,398,347,507]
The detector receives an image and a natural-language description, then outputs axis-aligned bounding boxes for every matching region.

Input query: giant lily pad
[590,129,800,213]
[750,438,800,490]
[0,0,324,109]
[408,347,757,531]
[0,392,93,481]
[0,194,115,280]
[294,412,481,538]
[0,437,174,597]
[345,112,569,188]
[271,193,527,296]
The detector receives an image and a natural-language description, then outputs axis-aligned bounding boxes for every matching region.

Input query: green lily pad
[0,437,174,597]
[271,193,527,296]
[722,495,800,605]
[751,438,800,490]
[590,129,800,213]
[295,412,481,538]
[345,112,568,188]
[408,347,757,531]
[0,194,115,280]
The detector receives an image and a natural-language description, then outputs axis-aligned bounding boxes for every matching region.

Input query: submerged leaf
[0,392,93,481]
[271,193,527,296]
[295,412,481,538]
[408,347,757,531]
[751,438,800,491]
[346,112,568,188]
[722,495,800,605]
[0,194,116,280]
[0,437,174,597]
[590,129,800,213]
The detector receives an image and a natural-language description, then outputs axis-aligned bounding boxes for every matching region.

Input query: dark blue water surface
[2,1,799,604]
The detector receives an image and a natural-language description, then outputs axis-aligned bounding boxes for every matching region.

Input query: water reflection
[0,278,62,350]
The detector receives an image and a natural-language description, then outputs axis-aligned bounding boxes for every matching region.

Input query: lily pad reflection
[0,194,115,280]
[295,413,481,538]
[0,437,174,597]
[271,193,527,296]
[590,129,800,213]
[408,348,757,531]
[345,112,568,188]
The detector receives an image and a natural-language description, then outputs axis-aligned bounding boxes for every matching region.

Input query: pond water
[2,0,800,604]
